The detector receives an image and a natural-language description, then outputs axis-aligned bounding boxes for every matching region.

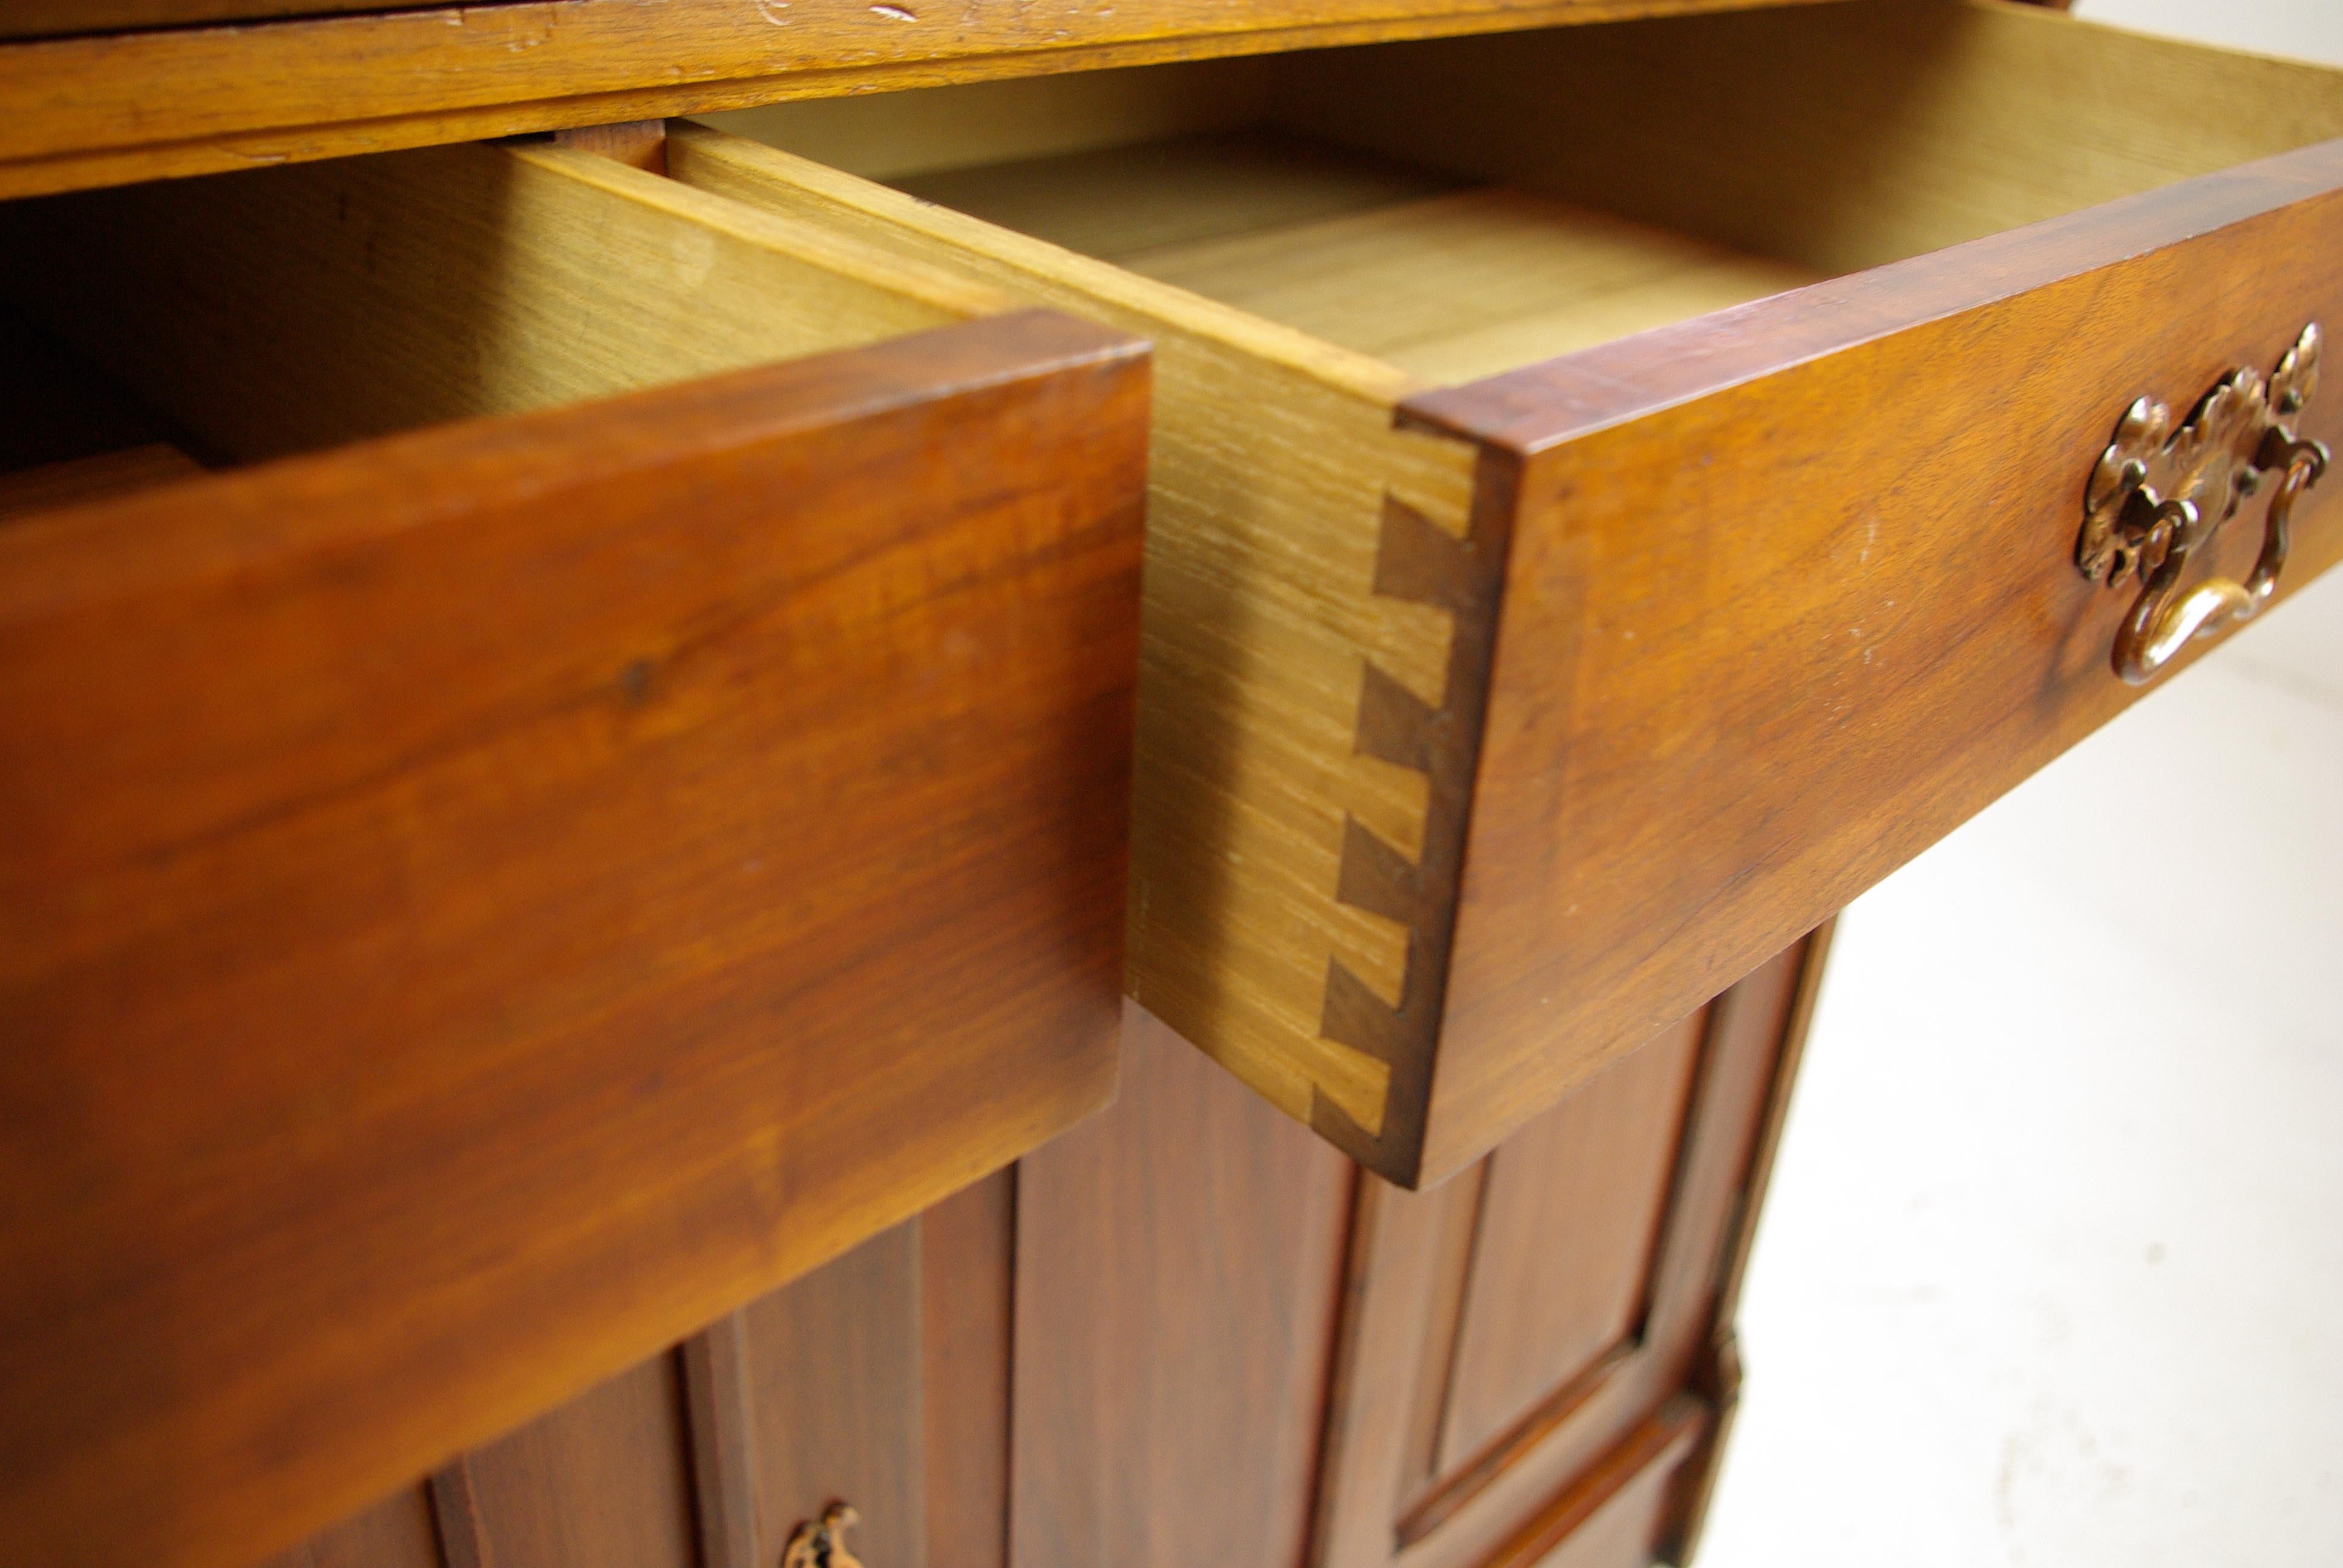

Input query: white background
[1700,3,2343,1564]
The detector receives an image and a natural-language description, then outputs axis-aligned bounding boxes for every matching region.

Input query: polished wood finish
[1310,938,1817,1568]
[739,1222,928,1568]
[1478,1399,1705,1568]
[0,311,1147,1568]
[680,1314,761,1568]
[922,1174,1017,1568]
[1403,137,2343,1175]
[678,1169,1016,1568]
[1433,1022,1705,1475]
[669,120,1487,1183]
[260,934,1825,1568]
[1010,1007,1358,1568]
[456,1358,701,1568]
[683,1,2343,1183]
[0,0,1844,200]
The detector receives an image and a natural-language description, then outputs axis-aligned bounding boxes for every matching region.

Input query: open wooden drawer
[682,0,2343,1188]
[0,142,1147,1568]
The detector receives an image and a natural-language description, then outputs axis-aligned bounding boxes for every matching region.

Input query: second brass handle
[2077,323,2328,684]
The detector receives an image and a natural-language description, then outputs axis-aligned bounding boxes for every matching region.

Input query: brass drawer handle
[782,1503,864,1568]
[2076,323,2328,684]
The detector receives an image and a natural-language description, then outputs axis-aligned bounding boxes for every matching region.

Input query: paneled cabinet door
[266,1172,1016,1568]
[263,930,1827,1568]
[1308,931,1831,1568]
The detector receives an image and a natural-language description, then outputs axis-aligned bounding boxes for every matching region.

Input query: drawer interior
[0,137,1010,504]
[703,0,2343,384]
[894,134,1825,387]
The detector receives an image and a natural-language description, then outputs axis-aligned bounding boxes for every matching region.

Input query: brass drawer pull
[2077,322,2328,683]
[782,1503,864,1568]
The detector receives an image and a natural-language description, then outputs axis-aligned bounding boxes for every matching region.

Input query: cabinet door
[255,931,1827,1568]
[1311,930,1832,1568]
[266,1169,1016,1568]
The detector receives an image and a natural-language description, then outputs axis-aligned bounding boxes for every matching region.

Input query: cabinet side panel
[1011,1005,1356,1568]
[739,1223,928,1568]
[923,1171,1016,1568]
[456,1359,700,1568]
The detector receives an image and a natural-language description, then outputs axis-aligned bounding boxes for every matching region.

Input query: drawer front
[0,310,1147,1568]
[1407,140,2343,1178]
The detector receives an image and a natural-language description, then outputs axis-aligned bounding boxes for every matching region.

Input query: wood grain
[0,311,1145,1568]
[1118,186,1815,384]
[687,7,2343,1183]
[552,119,668,175]
[1011,1005,1357,1568]
[1434,1017,1704,1477]
[681,1313,761,1568]
[263,1485,442,1568]
[1476,1398,1705,1568]
[1280,0,2343,275]
[670,122,1485,1180]
[880,130,1814,383]
[456,1358,700,1568]
[1,139,1005,463]
[1404,139,2343,1179]
[920,1172,1015,1568]
[1310,940,1815,1568]
[0,0,1847,200]
[1658,920,1834,1566]
[739,1222,928,1568]
[428,1462,491,1568]
[256,939,1823,1568]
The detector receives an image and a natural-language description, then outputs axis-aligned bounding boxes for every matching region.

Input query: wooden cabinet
[6,4,2338,1567]
[257,933,1827,1568]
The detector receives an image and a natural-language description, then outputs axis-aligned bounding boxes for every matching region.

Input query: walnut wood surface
[1310,939,1814,1568]
[0,311,1145,1568]
[692,3,2343,1184]
[1434,1019,1704,1474]
[1011,1005,1357,1568]
[678,1171,1014,1568]
[1403,139,2343,1178]
[671,122,1486,1181]
[738,1222,927,1568]
[0,0,1842,199]
[258,936,1823,1568]
[453,1357,701,1568]
[920,1173,1016,1568]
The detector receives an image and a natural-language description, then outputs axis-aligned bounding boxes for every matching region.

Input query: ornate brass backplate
[781,1503,864,1568]
[2076,323,2329,683]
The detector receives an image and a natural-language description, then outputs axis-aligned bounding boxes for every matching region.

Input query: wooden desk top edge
[0,0,1852,200]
